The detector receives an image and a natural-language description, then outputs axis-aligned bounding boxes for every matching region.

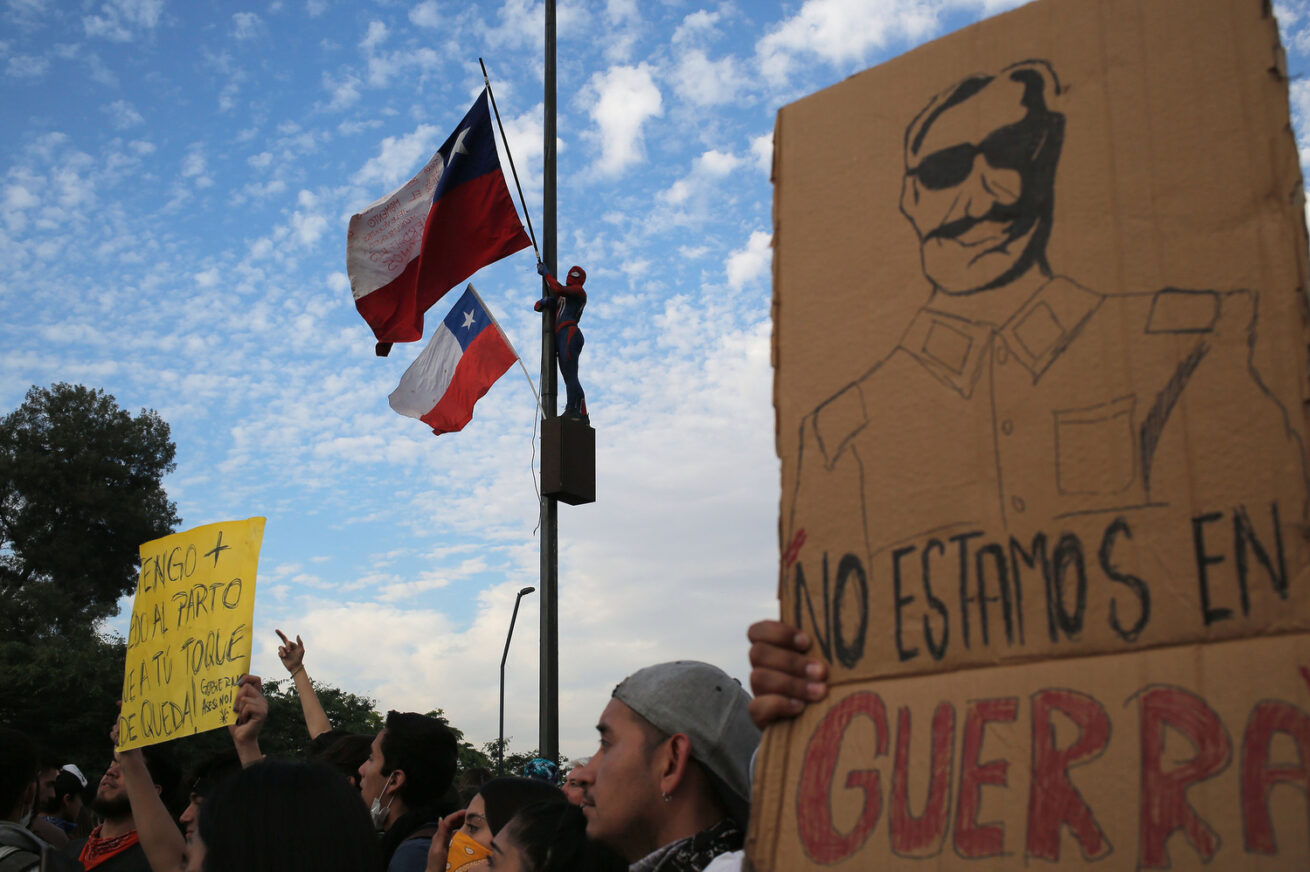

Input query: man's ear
[657,734,694,797]
[21,780,36,810]
[153,784,162,796]
[389,768,406,796]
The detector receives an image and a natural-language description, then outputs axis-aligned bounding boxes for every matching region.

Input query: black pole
[499,585,536,776]
[539,0,560,768]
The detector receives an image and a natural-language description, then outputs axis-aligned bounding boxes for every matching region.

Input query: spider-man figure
[536,261,588,424]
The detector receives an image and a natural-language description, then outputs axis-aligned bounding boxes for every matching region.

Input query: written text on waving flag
[388,285,518,435]
[347,89,530,356]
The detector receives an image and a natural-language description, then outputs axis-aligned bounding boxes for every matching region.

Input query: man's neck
[385,799,411,831]
[925,266,1051,327]
[98,816,136,840]
[646,805,727,861]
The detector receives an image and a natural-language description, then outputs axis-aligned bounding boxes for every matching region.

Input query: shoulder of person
[387,834,432,872]
[0,845,40,872]
[701,850,745,872]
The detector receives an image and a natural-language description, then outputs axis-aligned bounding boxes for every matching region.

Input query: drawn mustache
[926,201,1027,243]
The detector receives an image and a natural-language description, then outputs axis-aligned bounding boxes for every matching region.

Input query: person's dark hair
[457,766,493,807]
[503,800,626,872]
[182,751,242,803]
[379,711,457,809]
[0,727,38,817]
[140,743,183,815]
[52,770,83,806]
[478,776,566,835]
[198,760,379,872]
[306,728,353,758]
[316,734,372,785]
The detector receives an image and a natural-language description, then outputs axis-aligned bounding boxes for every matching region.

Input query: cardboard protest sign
[772,0,1309,684]
[750,632,1310,870]
[118,517,265,751]
[754,0,1310,867]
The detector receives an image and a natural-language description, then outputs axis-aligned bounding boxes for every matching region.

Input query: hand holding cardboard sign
[228,674,267,766]
[747,620,829,728]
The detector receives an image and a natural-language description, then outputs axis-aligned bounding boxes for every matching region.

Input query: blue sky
[3,0,1310,761]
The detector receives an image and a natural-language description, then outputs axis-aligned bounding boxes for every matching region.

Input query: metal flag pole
[539,0,560,767]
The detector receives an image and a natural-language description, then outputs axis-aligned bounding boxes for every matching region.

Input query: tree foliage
[0,630,128,769]
[0,384,179,637]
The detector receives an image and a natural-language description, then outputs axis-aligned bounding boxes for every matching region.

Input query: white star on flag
[462,309,477,329]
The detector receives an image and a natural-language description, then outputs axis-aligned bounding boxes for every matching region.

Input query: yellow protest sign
[118,517,265,751]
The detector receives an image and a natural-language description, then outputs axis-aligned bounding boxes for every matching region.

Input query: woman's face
[487,830,525,872]
[183,830,205,872]
[459,793,493,849]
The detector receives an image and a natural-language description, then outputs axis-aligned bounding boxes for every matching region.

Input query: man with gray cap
[571,660,760,872]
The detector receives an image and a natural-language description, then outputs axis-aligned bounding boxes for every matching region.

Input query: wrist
[289,665,305,679]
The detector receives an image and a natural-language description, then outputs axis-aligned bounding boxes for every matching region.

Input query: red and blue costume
[535,263,588,422]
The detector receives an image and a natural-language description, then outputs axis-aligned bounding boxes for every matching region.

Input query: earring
[662,793,672,803]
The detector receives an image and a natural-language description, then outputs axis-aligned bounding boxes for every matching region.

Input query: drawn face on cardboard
[900,64,1064,294]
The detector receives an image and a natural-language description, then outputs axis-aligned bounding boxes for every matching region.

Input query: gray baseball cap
[612,660,761,826]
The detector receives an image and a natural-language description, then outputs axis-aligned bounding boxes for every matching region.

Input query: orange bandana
[446,829,492,871]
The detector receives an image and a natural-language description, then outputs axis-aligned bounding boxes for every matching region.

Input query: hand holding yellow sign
[118,517,265,751]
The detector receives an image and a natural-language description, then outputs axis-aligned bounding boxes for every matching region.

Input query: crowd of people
[0,620,828,872]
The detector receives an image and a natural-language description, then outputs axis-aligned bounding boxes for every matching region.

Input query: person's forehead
[597,698,639,735]
[372,729,386,751]
[916,76,1030,159]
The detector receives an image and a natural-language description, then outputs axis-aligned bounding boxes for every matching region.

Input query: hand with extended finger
[275,629,305,676]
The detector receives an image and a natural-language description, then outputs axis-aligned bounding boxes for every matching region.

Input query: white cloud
[291,189,328,247]
[324,71,362,110]
[84,0,165,41]
[756,0,940,85]
[233,12,262,40]
[726,230,771,289]
[672,49,746,107]
[661,149,743,206]
[104,99,144,130]
[5,54,49,79]
[750,132,773,174]
[180,149,207,179]
[585,64,663,176]
[351,124,438,189]
[360,20,387,51]
[409,1,440,28]
[606,0,638,23]
[673,9,722,45]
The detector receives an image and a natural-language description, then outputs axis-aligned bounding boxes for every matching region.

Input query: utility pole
[539,0,560,766]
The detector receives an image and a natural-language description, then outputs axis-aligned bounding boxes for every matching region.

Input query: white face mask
[368,773,395,830]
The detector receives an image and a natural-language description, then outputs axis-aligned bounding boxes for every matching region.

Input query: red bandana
[78,825,141,870]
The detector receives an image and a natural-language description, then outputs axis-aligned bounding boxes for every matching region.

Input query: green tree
[480,738,568,779]
[154,677,385,776]
[0,630,128,768]
[0,383,180,637]
[425,709,494,777]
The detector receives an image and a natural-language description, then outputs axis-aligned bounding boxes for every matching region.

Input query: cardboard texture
[756,0,1310,866]
[773,0,1309,684]
[751,632,1310,870]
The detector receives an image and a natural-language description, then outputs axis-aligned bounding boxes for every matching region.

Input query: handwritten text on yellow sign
[118,517,265,751]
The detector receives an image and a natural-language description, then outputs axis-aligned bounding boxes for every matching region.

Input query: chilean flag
[347,89,530,356]
[388,285,518,435]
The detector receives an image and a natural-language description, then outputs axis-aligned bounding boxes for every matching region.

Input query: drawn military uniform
[785,278,1307,664]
